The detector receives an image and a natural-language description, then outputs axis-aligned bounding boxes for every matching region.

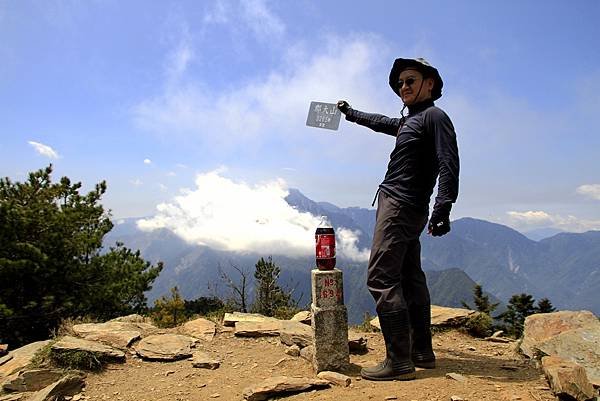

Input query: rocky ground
[2,308,599,401]
[77,329,551,401]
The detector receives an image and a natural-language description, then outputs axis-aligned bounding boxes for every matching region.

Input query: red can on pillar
[315,217,336,270]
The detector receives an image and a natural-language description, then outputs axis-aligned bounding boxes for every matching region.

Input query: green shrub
[31,341,105,371]
[51,350,104,371]
[465,312,493,338]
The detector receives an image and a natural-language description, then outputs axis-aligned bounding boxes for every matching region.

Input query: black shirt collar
[407,99,434,115]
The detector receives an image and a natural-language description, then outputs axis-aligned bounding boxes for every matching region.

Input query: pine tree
[251,256,292,317]
[152,287,186,328]
[535,298,556,313]
[462,284,499,315]
[0,165,162,346]
[498,293,536,338]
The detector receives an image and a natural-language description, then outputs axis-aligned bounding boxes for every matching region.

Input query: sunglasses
[397,77,419,89]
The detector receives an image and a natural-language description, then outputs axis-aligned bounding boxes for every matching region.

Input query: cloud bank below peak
[137,170,370,261]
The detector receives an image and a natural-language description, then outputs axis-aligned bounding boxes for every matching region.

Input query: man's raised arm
[337,100,401,136]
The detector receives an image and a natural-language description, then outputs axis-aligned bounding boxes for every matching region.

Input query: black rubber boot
[409,304,436,369]
[361,310,416,381]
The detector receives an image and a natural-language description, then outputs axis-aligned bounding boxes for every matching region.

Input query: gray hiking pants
[367,191,430,313]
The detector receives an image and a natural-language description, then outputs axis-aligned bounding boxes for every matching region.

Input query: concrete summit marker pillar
[310,268,350,372]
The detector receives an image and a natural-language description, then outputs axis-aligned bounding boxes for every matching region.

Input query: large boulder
[51,336,126,362]
[180,318,216,342]
[134,334,195,361]
[279,321,313,348]
[72,322,142,349]
[0,341,52,379]
[520,310,600,386]
[542,356,596,401]
[2,369,65,392]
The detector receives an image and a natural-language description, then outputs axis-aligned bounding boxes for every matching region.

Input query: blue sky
[2,0,600,239]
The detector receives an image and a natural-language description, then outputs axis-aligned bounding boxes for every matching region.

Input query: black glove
[337,100,351,114]
[428,210,451,237]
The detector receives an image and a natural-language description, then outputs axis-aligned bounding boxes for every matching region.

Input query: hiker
[337,57,459,381]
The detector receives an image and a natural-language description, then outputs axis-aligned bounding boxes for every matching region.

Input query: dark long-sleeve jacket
[345,100,459,215]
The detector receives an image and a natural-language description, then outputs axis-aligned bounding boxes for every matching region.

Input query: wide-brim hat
[389,57,443,101]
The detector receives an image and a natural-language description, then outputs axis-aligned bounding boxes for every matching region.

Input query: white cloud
[507,210,600,232]
[507,210,553,225]
[133,35,392,154]
[144,158,152,165]
[158,183,168,192]
[28,141,60,159]
[130,178,143,187]
[240,0,285,40]
[576,184,600,200]
[337,227,370,262]
[166,171,177,177]
[137,170,370,260]
[203,0,285,42]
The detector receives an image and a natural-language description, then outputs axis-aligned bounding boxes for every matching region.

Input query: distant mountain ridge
[106,189,600,322]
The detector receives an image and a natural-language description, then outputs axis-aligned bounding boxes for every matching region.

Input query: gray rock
[234,321,281,337]
[223,312,279,327]
[2,368,66,392]
[51,336,125,361]
[135,334,195,361]
[180,318,216,342]
[0,341,53,379]
[28,373,85,401]
[370,305,476,330]
[72,322,142,349]
[521,310,598,357]
[317,371,351,387]
[520,310,600,384]
[279,321,313,348]
[191,351,220,369]
[242,376,329,401]
[108,314,146,323]
[285,345,300,357]
[445,372,467,382]
[300,345,314,362]
[542,355,596,401]
[290,311,311,325]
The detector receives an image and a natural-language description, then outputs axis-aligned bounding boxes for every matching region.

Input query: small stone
[384,396,398,400]
[446,372,467,382]
[165,370,175,376]
[209,393,220,398]
[467,346,476,351]
[450,397,464,401]
[317,371,351,387]
[285,345,301,357]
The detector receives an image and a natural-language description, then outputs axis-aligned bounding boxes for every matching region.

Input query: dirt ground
[79,327,559,401]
